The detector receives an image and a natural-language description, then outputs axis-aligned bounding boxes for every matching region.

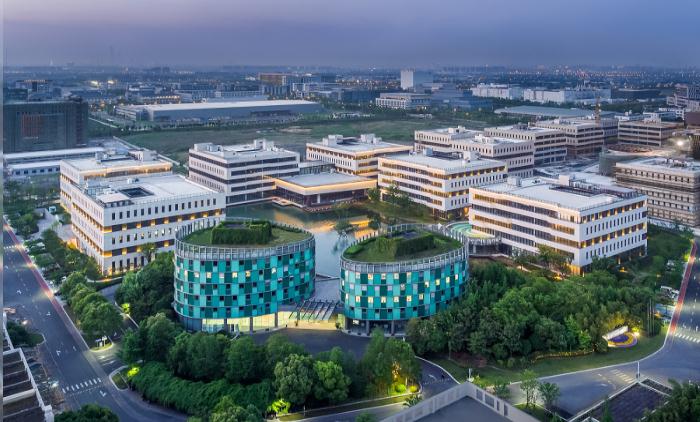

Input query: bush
[392,382,406,394]
[395,233,435,257]
[211,221,272,245]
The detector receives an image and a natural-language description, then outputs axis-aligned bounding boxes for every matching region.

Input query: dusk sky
[5,0,700,68]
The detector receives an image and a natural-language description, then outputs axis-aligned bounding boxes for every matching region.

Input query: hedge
[395,234,435,257]
[212,221,272,245]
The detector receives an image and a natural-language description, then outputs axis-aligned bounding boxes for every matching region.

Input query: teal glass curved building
[174,218,315,333]
[340,224,469,335]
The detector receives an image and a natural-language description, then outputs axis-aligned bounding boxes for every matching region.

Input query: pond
[227,202,377,277]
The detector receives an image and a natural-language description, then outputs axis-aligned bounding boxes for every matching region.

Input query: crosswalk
[610,369,635,384]
[674,332,700,343]
[61,377,102,394]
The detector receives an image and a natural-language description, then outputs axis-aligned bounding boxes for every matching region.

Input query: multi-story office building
[535,119,605,157]
[414,127,533,177]
[188,140,300,206]
[485,124,567,165]
[523,87,611,105]
[617,120,682,147]
[3,99,88,153]
[374,93,431,110]
[4,146,105,180]
[378,150,507,219]
[470,83,524,100]
[174,218,315,333]
[469,175,648,274]
[60,149,173,211]
[69,174,225,274]
[615,157,700,227]
[306,134,411,177]
[667,84,700,109]
[400,69,433,90]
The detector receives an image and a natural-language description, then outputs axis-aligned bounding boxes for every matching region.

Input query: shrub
[211,221,272,245]
[395,233,435,257]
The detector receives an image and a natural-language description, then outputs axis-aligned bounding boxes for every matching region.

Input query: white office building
[471,83,525,100]
[70,174,225,274]
[375,93,431,110]
[414,126,481,150]
[4,146,105,180]
[188,140,300,206]
[306,134,411,177]
[378,149,507,219]
[400,69,433,90]
[485,124,567,165]
[469,175,647,274]
[523,87,612,105]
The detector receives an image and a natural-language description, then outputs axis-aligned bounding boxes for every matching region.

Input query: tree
[361,329,421,395]
[403,393,423,407]
[367,188,380,203]
[119,329,143,364]
[141,242,157,262]
[142,312,181,362]
[493,379,511,400]
[519,369,540,409]
[226,336,265,384]
[81,301,122,339]
[274,354,314,406]
[55,404,118,422]
[115,252,175,322]
[59,272,88,297]
[644,380,700,422]
[265,334,307,375]
[210,396,261,422]
[313,360,350,404]
[186,332,225,381]
[538,382,560,412]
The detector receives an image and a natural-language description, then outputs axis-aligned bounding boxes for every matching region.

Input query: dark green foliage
[394,233,435,257]
[313,360,351,404]
[59,276,121,340]
[643,381,700,422]
[41,230,101,280]
[55,404,118,422]
[210,396,262,422]
[6,321,42,347]
[129,362,273,416]
[225,336,266,384]
[115,252,175,322]
[361,329,421,395]
[211,221,272,245]
[274,354,314,405]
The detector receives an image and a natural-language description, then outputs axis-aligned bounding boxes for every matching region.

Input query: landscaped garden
[184,220,310,247]
[343,229,462,262]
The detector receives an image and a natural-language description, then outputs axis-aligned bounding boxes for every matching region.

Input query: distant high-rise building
[400,69,433,90]
[3,99,89,153]
[667,84,700,109]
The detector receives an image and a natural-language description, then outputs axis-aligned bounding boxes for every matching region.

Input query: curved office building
[340,224,468,335]
[174,218,315,333]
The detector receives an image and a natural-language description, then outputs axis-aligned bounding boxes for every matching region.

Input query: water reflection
[227,203,373,276]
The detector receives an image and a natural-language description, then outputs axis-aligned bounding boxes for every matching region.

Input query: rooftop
[381,151,505,173]
[276,171,372,188]
[344,228,463,263]
[474,176,641,211]
[309,134,411,154]
[91,174,219,205]
[486,124,562,134]
[62,151,170,173]
[617,157,700,173]
[191,140,298,161]
[184,220,311,247]
[495,105,613,118]
[4,147,105,162]
[134,99,318,111]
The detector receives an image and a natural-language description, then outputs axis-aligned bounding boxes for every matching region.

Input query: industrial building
[306,134,412,177]
[3,99,88,153]
[188,140,300,205]
[615,157,700,227]
[469,175,647,275]
[378,150,508,219]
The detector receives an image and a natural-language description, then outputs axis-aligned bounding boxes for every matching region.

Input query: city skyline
[5,0,700,68]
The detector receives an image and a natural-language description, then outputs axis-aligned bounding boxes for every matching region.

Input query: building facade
[617,120,682,147]
[340,224,469,335]
[274,172,376,210]
[615,158,700,227]
[3,99,88,153]
[306,134,412,177]
[469,176,648,275]
[374,93,431,110]
[188,140,300,206]
[378,150,507,219]
[4,146,105,180]
[535,119,605,157]
[470,83,524,100]
[400,69,433,90]
[485,124,568,165]
[68,174,225,274]
[174,219,315,333]
[523,87,611,105]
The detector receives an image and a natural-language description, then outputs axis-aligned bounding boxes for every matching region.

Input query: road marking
[62,388,66,393]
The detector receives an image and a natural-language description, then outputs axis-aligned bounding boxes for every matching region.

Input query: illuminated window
[424,281,429,288]
[393,296,399,303]
[435,279,441,286]
[446,277,451,284]
[381,296,387,304]
[368,297,374,305]
[419,293,424,300]
[355,295,361,302]
[245,271,251,277]
[407,296,412,303]
[206,272,212,279]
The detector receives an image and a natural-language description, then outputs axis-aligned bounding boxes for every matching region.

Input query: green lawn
[344,230,462,263]
[432,326,668,385]
[627,226,693,289]
[123,117,478,164]
[185,225,310,247]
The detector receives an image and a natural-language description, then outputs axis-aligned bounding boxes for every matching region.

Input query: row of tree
[59,273,122,341]
[121,314,420,418]
[115,252,174,322]
[407,262,656,365]
[41,230,101,281]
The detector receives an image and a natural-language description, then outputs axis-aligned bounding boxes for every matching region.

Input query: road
[508,241,700,418]
[3,226,185,422]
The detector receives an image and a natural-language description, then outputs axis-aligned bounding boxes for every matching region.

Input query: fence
[381,381,538,422]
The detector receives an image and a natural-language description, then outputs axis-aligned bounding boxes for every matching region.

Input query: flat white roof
[63,155,171,172]
[382,153,505,173]
[191,142,298,161]
[7,161,62,170]
[277,171,371,188]
[4,147,105,162]
[309,140,410,153]
[475,178,639,211]
[93,174,219,204]
[487,125,561,134]
[135,100,317,112]
[617,157,700,173]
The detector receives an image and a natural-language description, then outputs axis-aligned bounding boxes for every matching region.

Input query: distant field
[123,117,479,164]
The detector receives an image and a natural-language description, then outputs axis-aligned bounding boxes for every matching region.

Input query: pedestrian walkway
[61,377,103,394]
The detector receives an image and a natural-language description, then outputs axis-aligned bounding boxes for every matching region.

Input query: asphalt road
[3,226,185,422]
[508,240,700,418]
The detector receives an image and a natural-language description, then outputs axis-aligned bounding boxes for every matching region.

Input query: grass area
[343,229,462,262]
[111,369,129,390]
[432,325,668,385]
[515,404,552,421]
[185,225,310,247]
[123,118,473,164]
[627,225,693,289]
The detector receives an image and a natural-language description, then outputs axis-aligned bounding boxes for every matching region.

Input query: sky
[4,0,700,68]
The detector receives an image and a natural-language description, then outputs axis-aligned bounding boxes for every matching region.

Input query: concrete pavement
[3,226,185,422]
